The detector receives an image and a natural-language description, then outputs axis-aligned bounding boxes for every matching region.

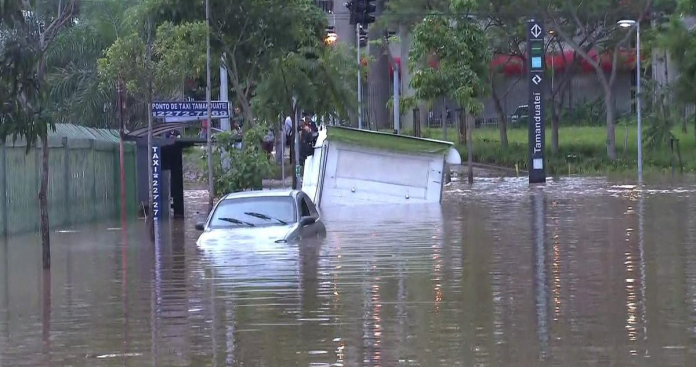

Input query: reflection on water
[1,178,696,366]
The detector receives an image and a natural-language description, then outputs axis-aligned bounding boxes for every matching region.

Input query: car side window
[306,197,318,216]
[300,196,312,217]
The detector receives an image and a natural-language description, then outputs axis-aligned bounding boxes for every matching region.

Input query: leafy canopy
[409,0,489,114]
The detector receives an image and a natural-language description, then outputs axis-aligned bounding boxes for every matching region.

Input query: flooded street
[2,178,696,366]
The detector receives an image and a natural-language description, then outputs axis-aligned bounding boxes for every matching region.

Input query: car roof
[221,189,298,201]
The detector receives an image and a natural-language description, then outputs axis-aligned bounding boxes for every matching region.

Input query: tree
[409,0,488,183]
[254,44,358,187]
[382,0,451,132]
[45,0,140,129]
[0,0,79,269]
[660,6,696,142]
[255,45,358,125]
[142,0,328,128]
[98,15,207,232]
[213,126,274,193]
[210,0,326,127]
[477,0,532,148]
[543,0,654,160]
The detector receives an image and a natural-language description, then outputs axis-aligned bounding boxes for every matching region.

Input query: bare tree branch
[40,0,78,53]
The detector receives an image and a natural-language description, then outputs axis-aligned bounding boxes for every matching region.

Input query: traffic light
[356,0,376,27]
[359,27,368,47]
[345,1,356,25]
[346,0,376,27]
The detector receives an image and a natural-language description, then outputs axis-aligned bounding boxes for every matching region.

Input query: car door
[298,193,321,237]
[305,194,325,235]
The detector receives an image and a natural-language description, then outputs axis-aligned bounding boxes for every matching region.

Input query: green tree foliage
[410,0,488,183]
[253,44,358,125]
[659,8,696,142]
[0,0,79,269]
[213,126,274,194]
[542,0,656,160]
[478,0,535,148]
[409,0,488,115]
[383,0,450,30]
[142,0,328,126]
[97,20,207,119]
[45,0,139,129]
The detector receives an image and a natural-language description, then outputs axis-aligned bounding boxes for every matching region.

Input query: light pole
[618,19,642,181]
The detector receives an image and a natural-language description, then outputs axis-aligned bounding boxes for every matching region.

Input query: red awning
[389,57,401,77]
[490,49,638,75]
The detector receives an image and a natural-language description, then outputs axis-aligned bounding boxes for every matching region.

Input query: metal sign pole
[357,23,363,129]
[293,97,301,189]
[281,116,286,187]
[527,19,547,184]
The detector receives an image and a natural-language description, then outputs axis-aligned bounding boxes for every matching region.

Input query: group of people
[284,113,319,166]
[192,107,321,163]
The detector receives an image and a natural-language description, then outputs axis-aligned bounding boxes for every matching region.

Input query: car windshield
[209,196,296,228]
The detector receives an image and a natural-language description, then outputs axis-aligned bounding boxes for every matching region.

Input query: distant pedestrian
[305,113,318,144]
[232,107,244,128]
[299,122,315,166]
[284,116,293,147]
[200,119,208,139]
[231,121,243,149]
[262,127,275,159]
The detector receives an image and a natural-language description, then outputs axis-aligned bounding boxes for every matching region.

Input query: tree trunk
[147,100,154,239]
[275,115,283,165]
[491,77,508,148]
[441,97,447,141]
[418,100,428,135]
[368,1,389,130]
[146,20,155,240]
[604,87,617,160]
[39,133,50,269]
[291,106,297,189]
[458,107,466,145]
[467,113,474,184]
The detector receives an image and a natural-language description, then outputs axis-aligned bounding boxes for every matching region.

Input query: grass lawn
[418,126,696,175]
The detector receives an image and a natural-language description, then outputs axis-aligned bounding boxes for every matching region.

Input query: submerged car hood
[196,224,295,246]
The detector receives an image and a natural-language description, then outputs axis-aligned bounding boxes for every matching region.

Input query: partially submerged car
[196,190,325,244]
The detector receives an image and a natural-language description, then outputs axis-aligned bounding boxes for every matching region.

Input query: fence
[0,128,138,236]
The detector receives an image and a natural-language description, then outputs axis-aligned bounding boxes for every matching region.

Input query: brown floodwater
[1,177,696,366]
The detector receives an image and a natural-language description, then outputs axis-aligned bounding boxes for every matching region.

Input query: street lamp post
[618,19,642,181]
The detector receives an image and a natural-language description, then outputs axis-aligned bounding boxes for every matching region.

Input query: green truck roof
[327,126,453,155]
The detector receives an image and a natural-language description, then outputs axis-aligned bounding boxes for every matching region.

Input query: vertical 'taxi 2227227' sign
[152,146,161,221]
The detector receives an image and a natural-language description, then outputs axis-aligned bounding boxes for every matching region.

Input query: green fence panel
[5,144,40,234]
[47,140,68,229]
[0,145,6,235]
[0,125,138,236]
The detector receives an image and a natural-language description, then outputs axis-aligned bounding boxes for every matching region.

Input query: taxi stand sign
[152,146,161,221]
[527,19,546,184]
[151,101,230,119]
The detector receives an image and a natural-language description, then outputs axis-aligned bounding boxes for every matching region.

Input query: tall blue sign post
[527,19,546,184]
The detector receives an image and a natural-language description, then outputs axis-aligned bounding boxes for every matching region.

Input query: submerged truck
[302,127,461,208]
